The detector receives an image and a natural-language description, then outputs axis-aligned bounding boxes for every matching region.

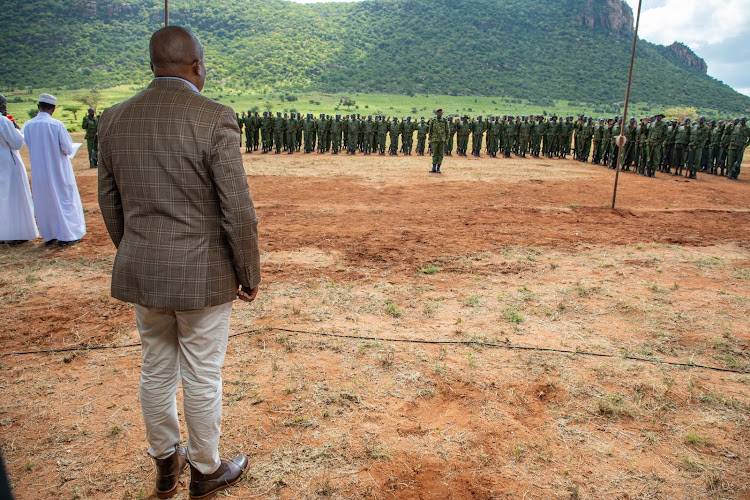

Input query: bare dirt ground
[1,138,749,499]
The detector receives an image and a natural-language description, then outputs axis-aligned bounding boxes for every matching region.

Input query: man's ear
[192,60,202,77]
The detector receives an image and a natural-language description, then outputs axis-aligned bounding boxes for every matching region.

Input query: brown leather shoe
[154,445,187,498]
[189,455,248,500]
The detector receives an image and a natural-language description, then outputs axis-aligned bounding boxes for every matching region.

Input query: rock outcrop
[665,42,708,74]
[576,0,634,37]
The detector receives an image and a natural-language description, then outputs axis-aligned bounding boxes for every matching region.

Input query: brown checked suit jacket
[98,78,260,311]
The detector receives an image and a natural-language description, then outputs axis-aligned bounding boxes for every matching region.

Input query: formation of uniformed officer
[238,109,748,179]
[584,114,749,180]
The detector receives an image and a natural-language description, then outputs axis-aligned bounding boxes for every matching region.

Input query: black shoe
[155,446,187,499]
[44,239,58,246]
[57,239,81,247]
[189,456,248,500]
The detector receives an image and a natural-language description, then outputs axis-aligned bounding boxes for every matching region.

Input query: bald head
[149,26,206,90]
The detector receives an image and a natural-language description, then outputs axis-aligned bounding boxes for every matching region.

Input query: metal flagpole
[612,0,643,210]
[165,0,169,26]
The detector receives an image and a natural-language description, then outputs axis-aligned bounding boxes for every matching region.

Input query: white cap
[39,93,57,105]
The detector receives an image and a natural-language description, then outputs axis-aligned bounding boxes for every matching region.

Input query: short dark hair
[38,102,55,113]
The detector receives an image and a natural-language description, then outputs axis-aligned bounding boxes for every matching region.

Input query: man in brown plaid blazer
[98,27,259,499]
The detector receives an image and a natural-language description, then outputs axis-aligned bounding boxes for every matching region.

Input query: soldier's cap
[710,120,716,125]
[741,117,747,122]
[435,108,443,113]
[629,117,636,122]
[653,113,665,118]
[39,93,57,105]
[421,117,425,120]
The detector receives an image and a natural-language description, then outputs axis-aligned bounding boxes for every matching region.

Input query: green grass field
[5,85,668,132]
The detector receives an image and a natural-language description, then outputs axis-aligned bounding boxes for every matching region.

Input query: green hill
[2,0,748,115]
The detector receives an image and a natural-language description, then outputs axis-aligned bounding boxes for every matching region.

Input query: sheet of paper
[68,143,83,159]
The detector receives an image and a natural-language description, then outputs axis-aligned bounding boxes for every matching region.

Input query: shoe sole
[156,484,180,499]
[189,474,243,500]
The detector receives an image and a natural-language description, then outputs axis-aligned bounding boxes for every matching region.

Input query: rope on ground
[2,326,748,375]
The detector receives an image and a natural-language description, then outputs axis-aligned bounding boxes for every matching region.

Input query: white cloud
[624,0,750,49]
[623,0,750,95]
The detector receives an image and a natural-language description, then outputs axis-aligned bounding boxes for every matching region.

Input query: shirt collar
[155,76,200,93]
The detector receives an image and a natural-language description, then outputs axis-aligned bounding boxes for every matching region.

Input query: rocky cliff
[663,42,708,74]
[576,0,634,36]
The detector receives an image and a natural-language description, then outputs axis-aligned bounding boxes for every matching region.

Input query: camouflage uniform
[416,119,428,156]
[688,120,709,178]
[348,115,361,155]
[316,114,328,153]
[330,116,343,154]
[446,118,457,156]
[429,115,450,173]
[303,115,317,153]
[471,117,485,157]
[376,116,388,155]
[647,118,668,177]
[457,118,471,156]
[727,120,749,179]
[388,118,401,155]
[672,120,691,176]
[518,117,531,157]
[505,117,518,157]
[81,112,98,168]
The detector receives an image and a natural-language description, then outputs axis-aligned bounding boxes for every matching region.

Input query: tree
[76,90,102,110]
[664,106,698,122]
[64,105,83,121]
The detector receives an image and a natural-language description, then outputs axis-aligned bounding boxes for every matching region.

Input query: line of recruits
[235,111,749,180]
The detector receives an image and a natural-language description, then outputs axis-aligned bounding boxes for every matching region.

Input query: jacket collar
[149,77,200,93]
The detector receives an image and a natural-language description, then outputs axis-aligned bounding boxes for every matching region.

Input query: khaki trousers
[134,301,232,474]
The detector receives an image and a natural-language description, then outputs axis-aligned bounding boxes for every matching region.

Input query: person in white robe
[22,93,86,246]
[0,94,39,244]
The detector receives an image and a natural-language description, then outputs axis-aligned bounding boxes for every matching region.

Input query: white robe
[22,112,86,242]
[0,115,39,240]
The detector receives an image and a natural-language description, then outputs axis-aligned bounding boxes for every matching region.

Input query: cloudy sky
[288,0,750,97]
